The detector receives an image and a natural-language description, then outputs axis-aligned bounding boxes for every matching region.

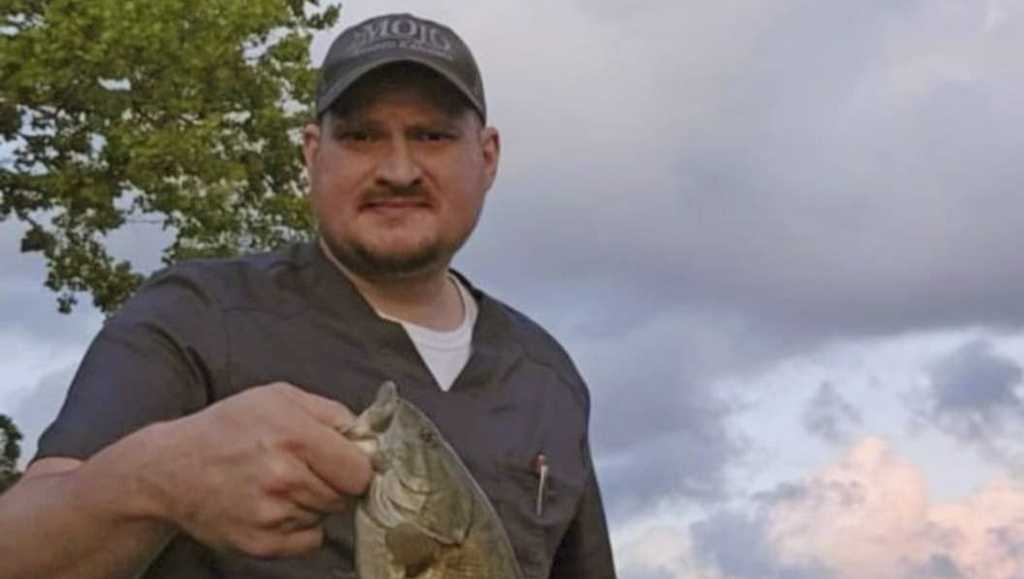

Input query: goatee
[320,236,448,281]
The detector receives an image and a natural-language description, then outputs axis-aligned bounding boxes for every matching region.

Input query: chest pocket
[494,453,587,579]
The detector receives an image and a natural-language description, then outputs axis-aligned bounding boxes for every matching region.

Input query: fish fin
[355,506,394,579]
[345,381,398,438]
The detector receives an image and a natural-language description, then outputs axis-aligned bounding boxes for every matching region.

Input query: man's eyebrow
[327,116,383,134]
[409,118,464,132]
[329,114,466,132]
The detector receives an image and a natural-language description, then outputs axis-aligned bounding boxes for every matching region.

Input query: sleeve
[547,443,618,579]
[33,266,227,462]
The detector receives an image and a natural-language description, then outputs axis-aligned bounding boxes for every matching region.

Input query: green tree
[1,0,339,313]
[0,414,22,494]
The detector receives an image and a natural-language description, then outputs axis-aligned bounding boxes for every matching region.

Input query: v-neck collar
[301,241,524,395]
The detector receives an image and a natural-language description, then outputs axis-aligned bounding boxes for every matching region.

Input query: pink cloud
[615,437,1024,579]
[767,437,1024,579]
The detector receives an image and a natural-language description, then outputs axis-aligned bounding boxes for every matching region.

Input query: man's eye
[340,131,370,142]
[416,130,454,142]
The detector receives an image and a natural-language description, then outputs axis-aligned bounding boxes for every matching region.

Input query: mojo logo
[348,17,453,55]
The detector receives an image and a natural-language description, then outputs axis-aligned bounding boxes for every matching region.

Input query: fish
[342,381,525,579]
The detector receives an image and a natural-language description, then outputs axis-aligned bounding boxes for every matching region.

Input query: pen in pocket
[534,453,548,517]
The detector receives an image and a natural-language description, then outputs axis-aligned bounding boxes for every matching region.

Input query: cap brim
[316,53,485,121]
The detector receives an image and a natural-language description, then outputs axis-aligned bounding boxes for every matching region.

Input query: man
[0,13,616,579]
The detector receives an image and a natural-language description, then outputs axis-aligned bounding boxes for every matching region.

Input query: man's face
[302,66,500,281]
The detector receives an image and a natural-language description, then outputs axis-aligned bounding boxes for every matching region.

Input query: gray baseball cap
[315,13,486,122]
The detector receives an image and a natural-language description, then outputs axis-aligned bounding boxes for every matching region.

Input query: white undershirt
[376,275,477,391]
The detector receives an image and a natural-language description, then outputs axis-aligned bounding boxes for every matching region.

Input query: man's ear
[302,123,322,170]
[480,126,501,191]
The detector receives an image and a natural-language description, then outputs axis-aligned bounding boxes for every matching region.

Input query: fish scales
[344,382,525,579]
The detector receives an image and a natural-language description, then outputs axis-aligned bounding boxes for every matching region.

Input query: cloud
[569,311,754,514]
[690,511,830,579]
[0,224,100,441]
[764,437,933,577]
[629,437,1024,579]
[802,382,863,444]
[451,0,1024,344]
[11,364,78,466]
[0,217,152,345]
[615,523,723,579]
[913,339,1024,464]
[763,438,1024,579]
[912,555,965,579]
[924,475,1024,579]
[0,278,102,348]
[927,339,1024,432]
[625,571,677,579]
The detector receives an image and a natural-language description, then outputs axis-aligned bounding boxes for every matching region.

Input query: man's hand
[0,383,371,579]
[129,382,372,558]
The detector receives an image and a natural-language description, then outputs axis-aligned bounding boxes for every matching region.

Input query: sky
[3,1,1024,577]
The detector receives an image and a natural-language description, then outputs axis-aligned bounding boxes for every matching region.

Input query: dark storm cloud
[560,309,753,514]
[690,510,832,579]
[802,382,863,444]
[912,339,1024,465]
[598,427,739,517]
[463,0,1024,342]
[923,339,1023,438]
[931,340,1023,419]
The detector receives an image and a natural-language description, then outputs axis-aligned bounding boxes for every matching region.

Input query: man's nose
[374,138,422,188]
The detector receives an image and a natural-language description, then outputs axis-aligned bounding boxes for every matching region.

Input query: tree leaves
[1,0,339,313]
[0,415,22,494]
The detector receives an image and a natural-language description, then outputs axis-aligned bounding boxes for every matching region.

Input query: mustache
[359,185,432,205]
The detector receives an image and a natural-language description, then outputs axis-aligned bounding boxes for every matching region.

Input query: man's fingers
[274,507,325,532]
[296,422,373,497]
[283,461,357,514]
[270,383,372,496]
[250,383,371,499]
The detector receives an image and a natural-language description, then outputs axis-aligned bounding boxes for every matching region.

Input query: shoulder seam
[494,302,590,415]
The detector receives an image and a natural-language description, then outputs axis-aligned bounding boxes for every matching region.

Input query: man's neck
[319,238,465,331]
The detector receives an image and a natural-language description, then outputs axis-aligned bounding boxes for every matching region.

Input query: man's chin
[323,238,449,281]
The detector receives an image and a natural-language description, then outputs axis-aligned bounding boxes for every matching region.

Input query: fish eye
[419,429,436,445]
